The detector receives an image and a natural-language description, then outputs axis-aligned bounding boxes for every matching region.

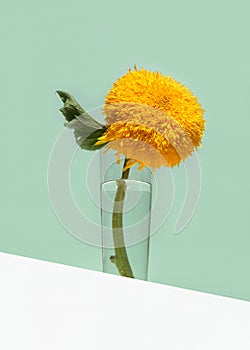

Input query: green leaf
[56,90,85,122]
[79,127,108,151]
[67,116,108,151]
[56,90,108,151]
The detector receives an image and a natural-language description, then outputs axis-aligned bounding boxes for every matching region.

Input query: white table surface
[0,252,250,350]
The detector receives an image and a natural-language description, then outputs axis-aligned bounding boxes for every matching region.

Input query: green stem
[110,158,134,278]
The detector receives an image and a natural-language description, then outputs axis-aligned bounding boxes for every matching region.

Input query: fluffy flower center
[95,67,205,170]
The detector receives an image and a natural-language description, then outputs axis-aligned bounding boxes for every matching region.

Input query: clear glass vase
[100,150,152,280]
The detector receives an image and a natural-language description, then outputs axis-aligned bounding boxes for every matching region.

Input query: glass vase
[100,150,152,280]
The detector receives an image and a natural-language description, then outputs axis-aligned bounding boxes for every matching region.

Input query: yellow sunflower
[95,66,205,170]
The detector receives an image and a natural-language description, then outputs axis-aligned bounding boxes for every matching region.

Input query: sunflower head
[95,66,205,171]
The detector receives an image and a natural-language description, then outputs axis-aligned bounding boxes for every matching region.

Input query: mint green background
[1,0,250,301]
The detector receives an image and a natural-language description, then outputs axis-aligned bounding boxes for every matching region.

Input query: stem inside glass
[110,158,134,278]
